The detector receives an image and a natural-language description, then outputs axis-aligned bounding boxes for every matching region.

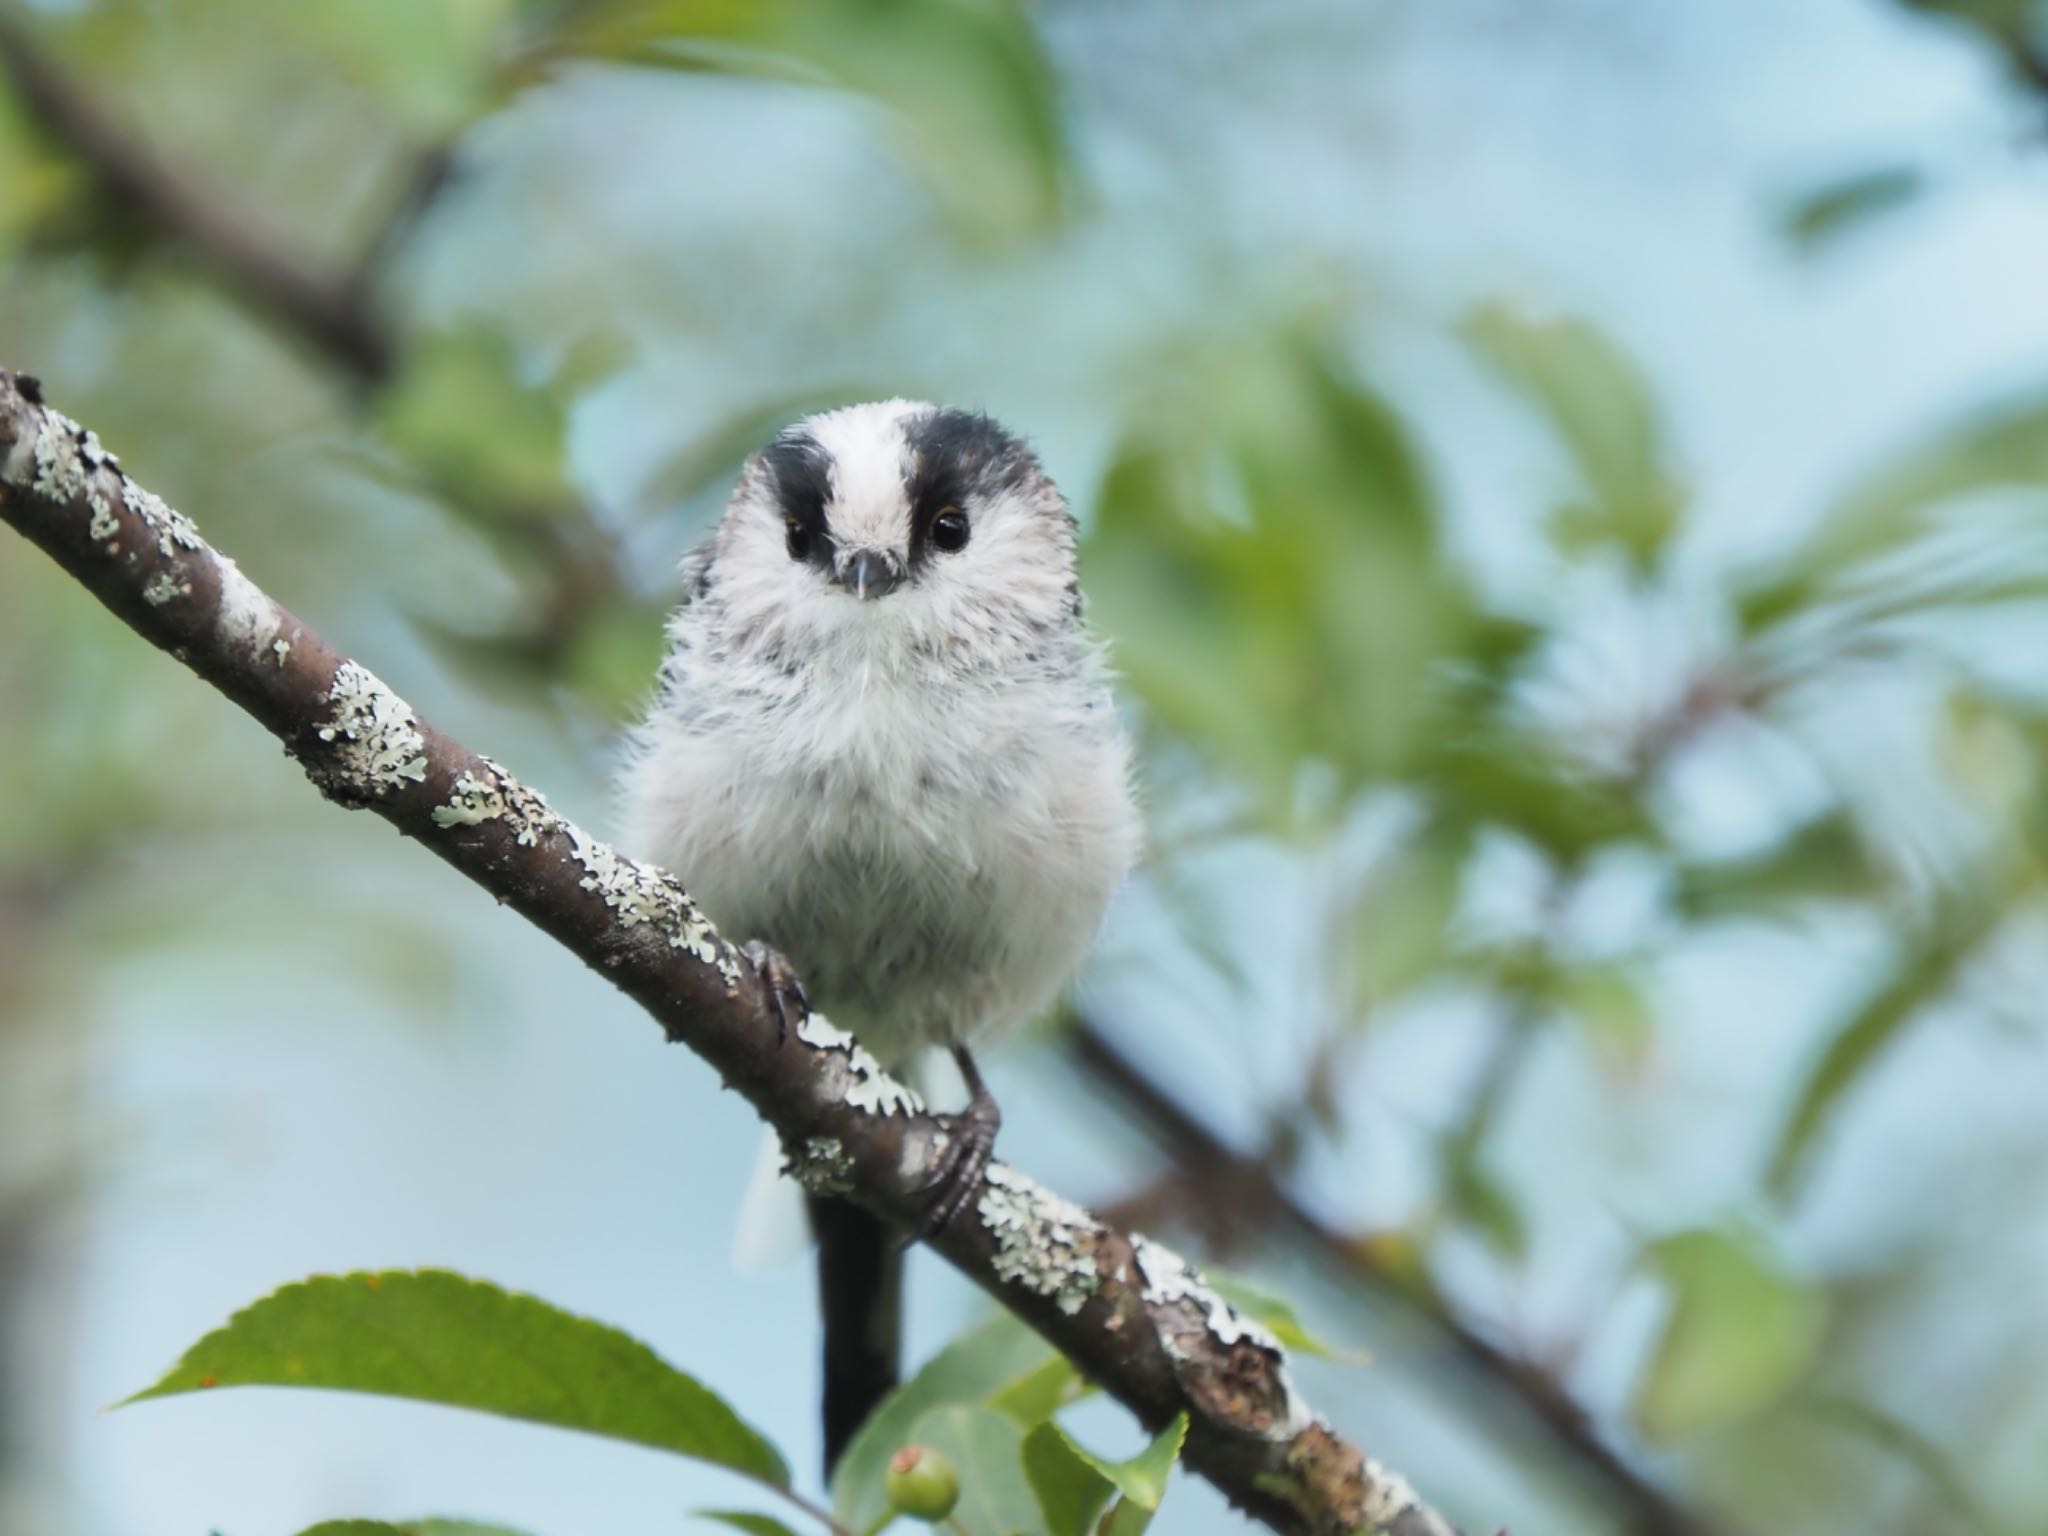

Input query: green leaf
[1556,962,1655,1071]
[913,1404,1047,1536]
[375,328,574,512]
[1440,1147,1528,1262]
[1780,165,1926,253]
[834,1312,1062,1526]
[124,1270,789,1488]
[1089,324,1477,810]
[298,0,504,131]
[1341,825,1470,1011]
[1634,1227,1825,1441]
[295,1524,536,1536]
[1022,1423,1114,1536]
[691,1514,804,1536]
[1799,1393,1990,1534]
[1671,814,1880,922]
[988,1351,1086,1426]
[1466,300,1679,571]
[1766,909,1989,1198]
[1426,727,1651,861]
[1096,1500,1155,1536]
[556,0,1070,237]
[1025,1412,1187,1533]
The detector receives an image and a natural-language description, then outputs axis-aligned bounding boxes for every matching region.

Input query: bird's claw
[906,1074,1001,1246]
[744,939,809,1047]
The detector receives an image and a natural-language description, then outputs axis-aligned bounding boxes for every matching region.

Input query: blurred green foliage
[8,1,2048,1534]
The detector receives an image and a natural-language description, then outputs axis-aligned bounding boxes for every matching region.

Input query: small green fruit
[885,1443,961,1522]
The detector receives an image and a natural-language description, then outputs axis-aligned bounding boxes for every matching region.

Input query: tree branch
[0,15,395,384]
[1066,1018,1730,1536]
[0,369,1468,1536]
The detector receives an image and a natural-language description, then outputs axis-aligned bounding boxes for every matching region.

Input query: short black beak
[838,549,902,601]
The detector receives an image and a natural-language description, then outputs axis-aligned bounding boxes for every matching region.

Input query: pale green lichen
[430,760,559,846]
[122,478,201,557]
[794,1013,924,1117]
[432,770,508,829]
[565,824,741,983]
[979,1162,1102,1316]
[2,403,202,559]
[785,1135,855,1197]
[272,638,291,667]
[87,490,118,543]
[316,660,428,795]
[142,571,185,607]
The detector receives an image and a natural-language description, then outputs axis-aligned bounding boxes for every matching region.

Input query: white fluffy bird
[620,401,1139,1469]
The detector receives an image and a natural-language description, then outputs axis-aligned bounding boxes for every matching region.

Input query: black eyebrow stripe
[760,431,837,570]
[900,407,1038,566]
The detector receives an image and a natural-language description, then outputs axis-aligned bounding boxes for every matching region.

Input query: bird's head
[707,401,1079,665]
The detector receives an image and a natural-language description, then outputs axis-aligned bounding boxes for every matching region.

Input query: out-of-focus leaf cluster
[11,0,2048,1528]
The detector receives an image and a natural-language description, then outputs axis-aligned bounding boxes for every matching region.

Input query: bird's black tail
[809,1194,902,1475]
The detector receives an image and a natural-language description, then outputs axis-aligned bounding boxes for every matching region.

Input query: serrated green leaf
[691,1513,803,1536]
[912,1404,1047,1536]
[124,1270,789,1488]
[1634,1227,1825,1441]
[1466,300,1678,571]
[834,1313,1061,1526]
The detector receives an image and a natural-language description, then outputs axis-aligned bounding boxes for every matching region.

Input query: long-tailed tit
[620,401,1138,1468]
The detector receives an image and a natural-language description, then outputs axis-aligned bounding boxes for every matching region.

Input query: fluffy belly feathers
[622,704,1135,1067]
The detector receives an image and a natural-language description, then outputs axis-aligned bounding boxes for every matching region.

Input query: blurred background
[5,1,2048,1533]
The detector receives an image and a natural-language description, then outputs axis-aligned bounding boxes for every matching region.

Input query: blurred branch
[0,369,1467,1536]
[0,11,395,383]
[1065,1015,1730,1536]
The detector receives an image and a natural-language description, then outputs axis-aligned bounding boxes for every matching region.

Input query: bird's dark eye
[930,507,970,553]
[785,521,813,561]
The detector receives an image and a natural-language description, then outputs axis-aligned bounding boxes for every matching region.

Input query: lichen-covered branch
[0,369,1465,1536]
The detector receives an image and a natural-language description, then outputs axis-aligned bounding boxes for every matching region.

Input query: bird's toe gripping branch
[745,938,811,1046]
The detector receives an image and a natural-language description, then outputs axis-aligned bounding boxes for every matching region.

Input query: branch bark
[0,370,1467,1536]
